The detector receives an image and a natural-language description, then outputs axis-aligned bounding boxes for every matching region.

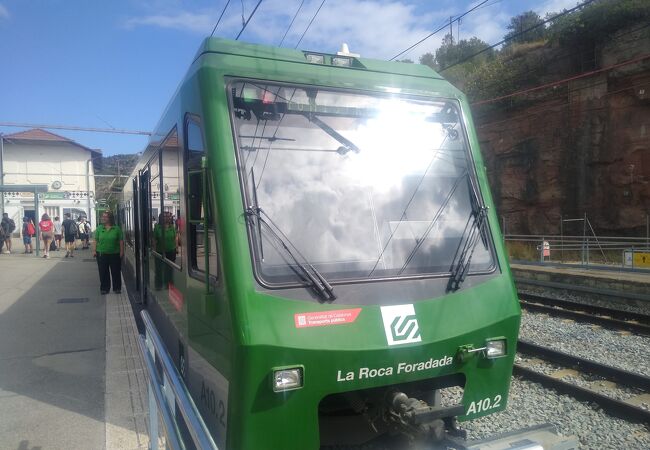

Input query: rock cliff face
[473,25,650,236]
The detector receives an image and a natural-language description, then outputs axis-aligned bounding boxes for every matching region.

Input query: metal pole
[585,213,589,266]
[0,134,4,217]
[582,213,587,265]
[646,213,649,250]
[86,158,91,221]
[560,214,564,262]
[35,190,40,256]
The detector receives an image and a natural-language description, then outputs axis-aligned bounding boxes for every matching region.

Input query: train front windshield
[230,81,495,285]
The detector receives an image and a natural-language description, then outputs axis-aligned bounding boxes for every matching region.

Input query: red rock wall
[473,26,650,236]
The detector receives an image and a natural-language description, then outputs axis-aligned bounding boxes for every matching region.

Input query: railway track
[518,292,650,335]
[515,339,650,424]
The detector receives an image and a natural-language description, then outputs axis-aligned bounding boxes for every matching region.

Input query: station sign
[623,250,650,268]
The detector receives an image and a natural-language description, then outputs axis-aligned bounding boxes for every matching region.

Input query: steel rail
[515,340,650,423]
[520,300,650,335]
[513,365,650,423]
[517,340,650,391]
[519,293,650,325]
[515,278,650,302]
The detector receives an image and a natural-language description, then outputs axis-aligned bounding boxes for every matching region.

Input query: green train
[120,38,520,449]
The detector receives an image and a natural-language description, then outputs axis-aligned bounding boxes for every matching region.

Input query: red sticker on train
[168,283,184,312]
[294,308,362,328]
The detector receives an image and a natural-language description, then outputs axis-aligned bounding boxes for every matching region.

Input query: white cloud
[122,0,563,62]
[0,4,10,19]
[123,0,451,60]
[123,10,215,33]
[270,0,445,59]
[455,8,511,44]
[537,0,581,17]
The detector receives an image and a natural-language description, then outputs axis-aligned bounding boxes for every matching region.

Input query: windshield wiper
[245,206,336,301]
[303,113,360,155]
[447,176,489,292]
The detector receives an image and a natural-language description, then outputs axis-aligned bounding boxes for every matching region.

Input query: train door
[133,177,141,292]
[139,168,151,303]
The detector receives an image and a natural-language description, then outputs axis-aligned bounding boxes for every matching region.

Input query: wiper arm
[303,113,360,155]
[245,207,336,301]
[447,206,488,292]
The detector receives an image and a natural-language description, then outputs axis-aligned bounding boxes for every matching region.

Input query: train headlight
[485,338,507,359]
[272,366,304,392]
[332,56,352,67]
[305,53,325,64]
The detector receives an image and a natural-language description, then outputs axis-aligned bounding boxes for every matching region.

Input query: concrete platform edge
[104,275,150,450]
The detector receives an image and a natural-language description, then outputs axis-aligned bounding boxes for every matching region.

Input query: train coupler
[384,390,465,443]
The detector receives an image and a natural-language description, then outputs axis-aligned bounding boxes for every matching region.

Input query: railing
[138,310,218,450]
[504,234,650,269]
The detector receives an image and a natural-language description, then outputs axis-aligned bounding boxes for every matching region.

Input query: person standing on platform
[1,213,16,254]
[53,216,63,251]
[92,210,124,295]
[0,221,5,254]
[39,213,54,258]
[62,213,78,258]
[79,217,91,249]
[22,217,34,254]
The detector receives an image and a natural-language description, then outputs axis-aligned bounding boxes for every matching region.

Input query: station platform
[0,241,151,450]
[511,262,650,300]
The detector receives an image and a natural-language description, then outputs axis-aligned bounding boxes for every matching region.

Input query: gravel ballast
[517,285,650,315]
[461,378,650,449]
[515,354,648,409]
[519,310,650,377]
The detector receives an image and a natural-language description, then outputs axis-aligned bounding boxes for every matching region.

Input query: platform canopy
[0,184,49,193]
[0,184,49,255]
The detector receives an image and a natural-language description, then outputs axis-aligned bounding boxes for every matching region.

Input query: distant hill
[95,154,139,204]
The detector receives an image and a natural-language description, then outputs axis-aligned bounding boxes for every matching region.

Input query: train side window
[149,153,162,255]
[159,128,182,268]
[185,117,218,281]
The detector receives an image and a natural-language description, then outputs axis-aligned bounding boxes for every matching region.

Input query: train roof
[193,37,445,80]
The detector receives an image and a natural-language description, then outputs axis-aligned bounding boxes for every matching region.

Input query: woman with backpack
[39,213,54,258]
[22,217,34,254]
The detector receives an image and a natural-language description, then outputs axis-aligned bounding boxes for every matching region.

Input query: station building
[0,128,100,229]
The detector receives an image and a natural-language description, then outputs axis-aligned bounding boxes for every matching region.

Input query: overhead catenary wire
[475,80,650,130]
[279,0,305,46]
[0,121,151,136]
[294,0,326,49]
[468,22,650,98]
[472,53,650,106]
[210,0,232,37]
[439,0,597,72]
[235,0,264,40]
[389,0,493,61]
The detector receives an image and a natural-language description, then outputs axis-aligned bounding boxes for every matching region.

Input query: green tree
[420,34,493,71]
[504,11,546,45]
[419,52,435,69]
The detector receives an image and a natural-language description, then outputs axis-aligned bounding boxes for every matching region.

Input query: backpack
[27,222,35,236]
[7,219,15,234]
[66,220,78,236]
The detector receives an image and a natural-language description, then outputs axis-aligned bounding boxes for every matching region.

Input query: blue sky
[0,0,579,156]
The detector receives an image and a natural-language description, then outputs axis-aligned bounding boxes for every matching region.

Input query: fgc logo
[380,304,422,346]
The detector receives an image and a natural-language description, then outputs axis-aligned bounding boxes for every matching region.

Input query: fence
[504,234,650,268]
